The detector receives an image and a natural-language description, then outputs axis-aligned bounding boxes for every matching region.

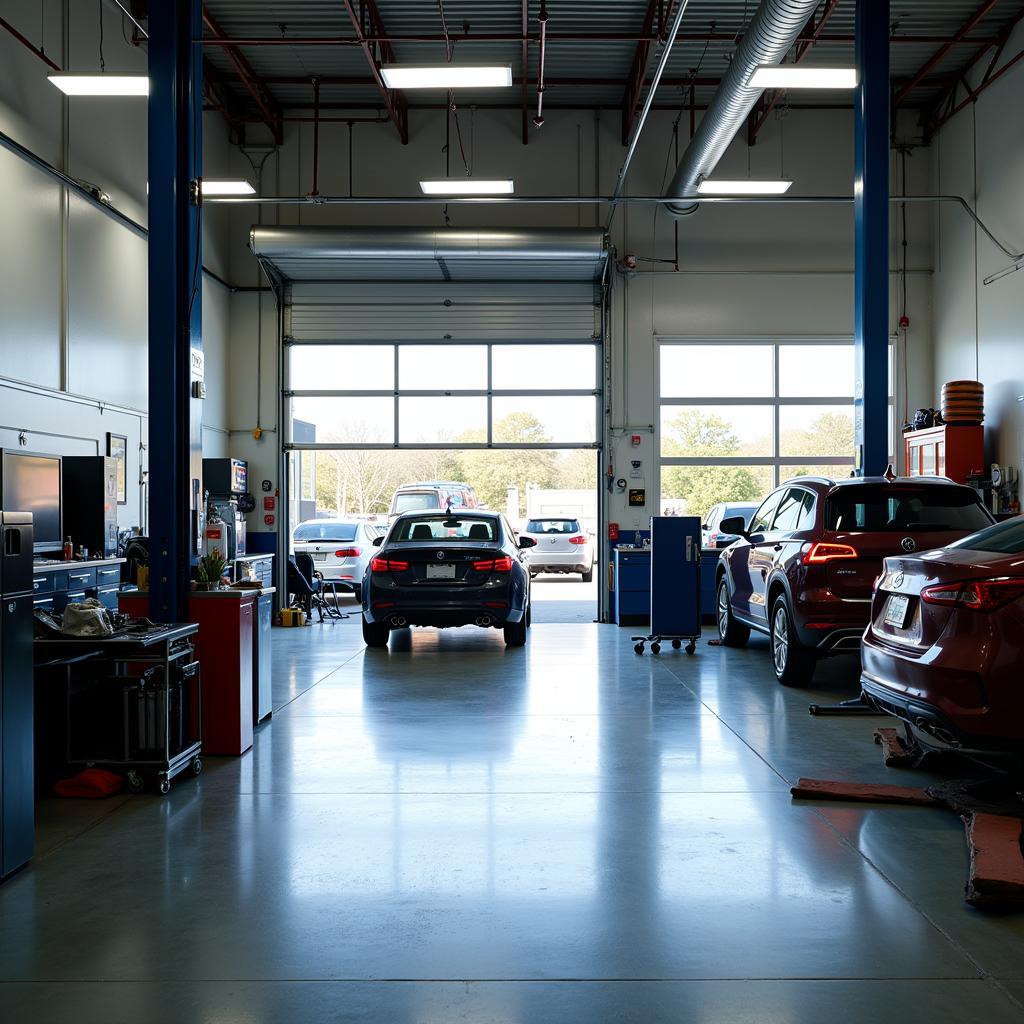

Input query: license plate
[883,593,910,628]
[312,552,327,561]
[426,564,456,580]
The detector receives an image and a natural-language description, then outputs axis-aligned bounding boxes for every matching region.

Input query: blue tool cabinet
[649,516,702,638]
[612,548,650,626]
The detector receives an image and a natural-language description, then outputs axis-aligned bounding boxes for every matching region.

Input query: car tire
[362,615,390,649]
[717,578,749,648]
[353,585,362,603]
[581,567,594,583]
[504,613,528,647]
[770,596,816,687]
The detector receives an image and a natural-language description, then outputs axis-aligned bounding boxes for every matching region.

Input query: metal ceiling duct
[249,226,609,282]
[664,0,822,217]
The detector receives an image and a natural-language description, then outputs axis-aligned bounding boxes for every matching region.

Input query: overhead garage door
[250,227,608,451]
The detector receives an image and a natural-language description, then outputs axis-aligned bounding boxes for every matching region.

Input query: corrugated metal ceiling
[202,1,1024,124]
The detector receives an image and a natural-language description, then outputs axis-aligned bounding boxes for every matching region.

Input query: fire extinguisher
[608,522,620,541]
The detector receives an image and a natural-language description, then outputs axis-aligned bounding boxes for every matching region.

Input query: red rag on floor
[53,768,124,798]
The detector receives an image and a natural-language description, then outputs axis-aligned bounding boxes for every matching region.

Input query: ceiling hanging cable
[98,0,105,72]
[534,2,549,128]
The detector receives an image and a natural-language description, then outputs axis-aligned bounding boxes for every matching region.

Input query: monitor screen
[4,453,61,551]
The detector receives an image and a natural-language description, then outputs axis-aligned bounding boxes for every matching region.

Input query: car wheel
[503,614,528,647]
[526,602,532,628]
[361,615,390,649]
[581,567,594,583]
[717,578,749,647]
[770,596,816,687]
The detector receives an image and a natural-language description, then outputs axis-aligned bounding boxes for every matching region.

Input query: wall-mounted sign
[263,496,275,511]
[628,488,646,507]
[264,514,275,526]
[261,479,273,492]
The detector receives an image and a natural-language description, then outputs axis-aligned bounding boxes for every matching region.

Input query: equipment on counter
[0,511,34,879]
[202,458,248,498]
[205,499,246,560]
[0,450,62,554]
[61,456,119,558]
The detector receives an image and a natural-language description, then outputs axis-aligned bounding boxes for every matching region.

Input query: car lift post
[811,0,890,718]
[148,0,204,624]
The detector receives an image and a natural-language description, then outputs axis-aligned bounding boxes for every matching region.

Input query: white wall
[0,0,233,530]
[224,104,936,542]
[931,19,1024,478]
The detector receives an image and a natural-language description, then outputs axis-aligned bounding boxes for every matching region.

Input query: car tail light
[473,556,513,573]
[335,547,361,558]
[921,577,1024,611]
[568,535,588,545]
[370,557,409,573]
[708,532,719,546]
[803,542,858,565]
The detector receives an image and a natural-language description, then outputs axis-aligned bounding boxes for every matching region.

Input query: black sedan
[361,510,535,648]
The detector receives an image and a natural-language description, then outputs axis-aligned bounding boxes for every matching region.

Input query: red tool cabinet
[904,424,984,485]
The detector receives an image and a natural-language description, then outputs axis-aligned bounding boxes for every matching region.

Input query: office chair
[288,554,347,622]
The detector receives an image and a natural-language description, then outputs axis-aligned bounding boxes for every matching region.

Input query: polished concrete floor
[3,615,1024,1022]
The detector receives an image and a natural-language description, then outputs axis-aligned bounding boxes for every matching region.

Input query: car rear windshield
[825,486,991,533]
[394,516,499,543]
[294,522,358,542]
[526,519,581,534]
[948,517,1024,554]
[393,492,440,513]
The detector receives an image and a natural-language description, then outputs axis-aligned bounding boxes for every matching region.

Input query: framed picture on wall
[107,433,128,505]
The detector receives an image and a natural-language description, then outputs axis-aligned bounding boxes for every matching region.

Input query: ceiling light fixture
[748,66,857,89]
[696,179,793,195]
[381,65,513,90]
[48,74,150,96]
[419,178,515,195]
[200,179,256,196]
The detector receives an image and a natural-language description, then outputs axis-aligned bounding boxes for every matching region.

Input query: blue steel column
[148,0,203,622]
[853,0,890,476]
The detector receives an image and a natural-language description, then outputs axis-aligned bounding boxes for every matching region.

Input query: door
[731,489,783,619]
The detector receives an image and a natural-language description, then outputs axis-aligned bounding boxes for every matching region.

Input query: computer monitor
[2,451,62,553]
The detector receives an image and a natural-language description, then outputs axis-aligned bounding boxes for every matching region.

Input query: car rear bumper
[525,550,590,571]
[364,585,524,628]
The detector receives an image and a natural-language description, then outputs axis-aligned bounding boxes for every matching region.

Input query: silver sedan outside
[292,517,387,600]
[519,517,595,582]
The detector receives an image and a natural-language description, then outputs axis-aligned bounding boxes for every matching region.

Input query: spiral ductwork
[664,0,821,216]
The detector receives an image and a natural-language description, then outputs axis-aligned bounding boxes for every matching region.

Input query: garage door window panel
[398,397,488,444]
[492,396,596,445]
[399,345,488,391]
[291,396,395,444]
[492,345,597,390]
[290,345,394,391]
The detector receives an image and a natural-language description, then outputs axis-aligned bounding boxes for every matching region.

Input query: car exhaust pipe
[475,615,493,627]
[389,615,407,628]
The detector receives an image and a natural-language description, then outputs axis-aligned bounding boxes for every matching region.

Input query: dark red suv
[715,476,994,686]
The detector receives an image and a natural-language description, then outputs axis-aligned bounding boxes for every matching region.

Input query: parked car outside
[715,476,994,686]
[389,481,478,518]
[361,509,535,648]
[519,517,595,581]
[702,502,760,549]
[861,515,1024,753]
[292,517,387,601]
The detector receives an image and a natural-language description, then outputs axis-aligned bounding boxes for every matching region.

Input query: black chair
[288,554,346,622]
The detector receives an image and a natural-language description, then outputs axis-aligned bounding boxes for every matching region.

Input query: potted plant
[199,548,227,591]
[194,563,210,592]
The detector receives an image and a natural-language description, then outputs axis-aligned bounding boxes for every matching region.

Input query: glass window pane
[291,396,394,443]
[779,405,854,457]
[492,345,597,390]
[290,345,393,390]
[399,397,487,443]
[782,465,855,484]
[660,465,773,523]
[661,345,773,398]
[660,405,773,458]
[492,396,596,444]
[399,345,487,390]
[779,345,854,397]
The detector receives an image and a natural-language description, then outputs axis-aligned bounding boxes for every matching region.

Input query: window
[796,492,817,530]
[825,486,991,533]
[771,489,808,532]
[749,491,783,534]
[393,515,499,542]
[526,519,581,534]
[658,339,895,519]
[294,521,357,542]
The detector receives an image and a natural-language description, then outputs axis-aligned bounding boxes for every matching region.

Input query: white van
[389,481,479,518]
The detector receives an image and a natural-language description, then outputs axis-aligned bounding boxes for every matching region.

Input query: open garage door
[251,227,609,622]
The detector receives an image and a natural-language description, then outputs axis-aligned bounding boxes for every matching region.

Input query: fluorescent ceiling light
[420,178,515,195]
[48,74,149,96]
[201,179,256,196]
[697,179,793,195]
[381,64,513,89]
[749,66,857,89]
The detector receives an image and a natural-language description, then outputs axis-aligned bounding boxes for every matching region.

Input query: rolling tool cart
[632,516,702,655]
[35,622,202,795]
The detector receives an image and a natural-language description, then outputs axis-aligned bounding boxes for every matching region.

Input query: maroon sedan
[861,516,1024,752]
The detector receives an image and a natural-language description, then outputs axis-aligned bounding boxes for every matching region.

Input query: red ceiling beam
[339,0,408,144]
[0,13,62,71]
[621,0,676,145]
[196,32,1007,48]
[202,6,283,144]
[925,7,1024,137]
[894,0,1000,107]
[747,0,837,145]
